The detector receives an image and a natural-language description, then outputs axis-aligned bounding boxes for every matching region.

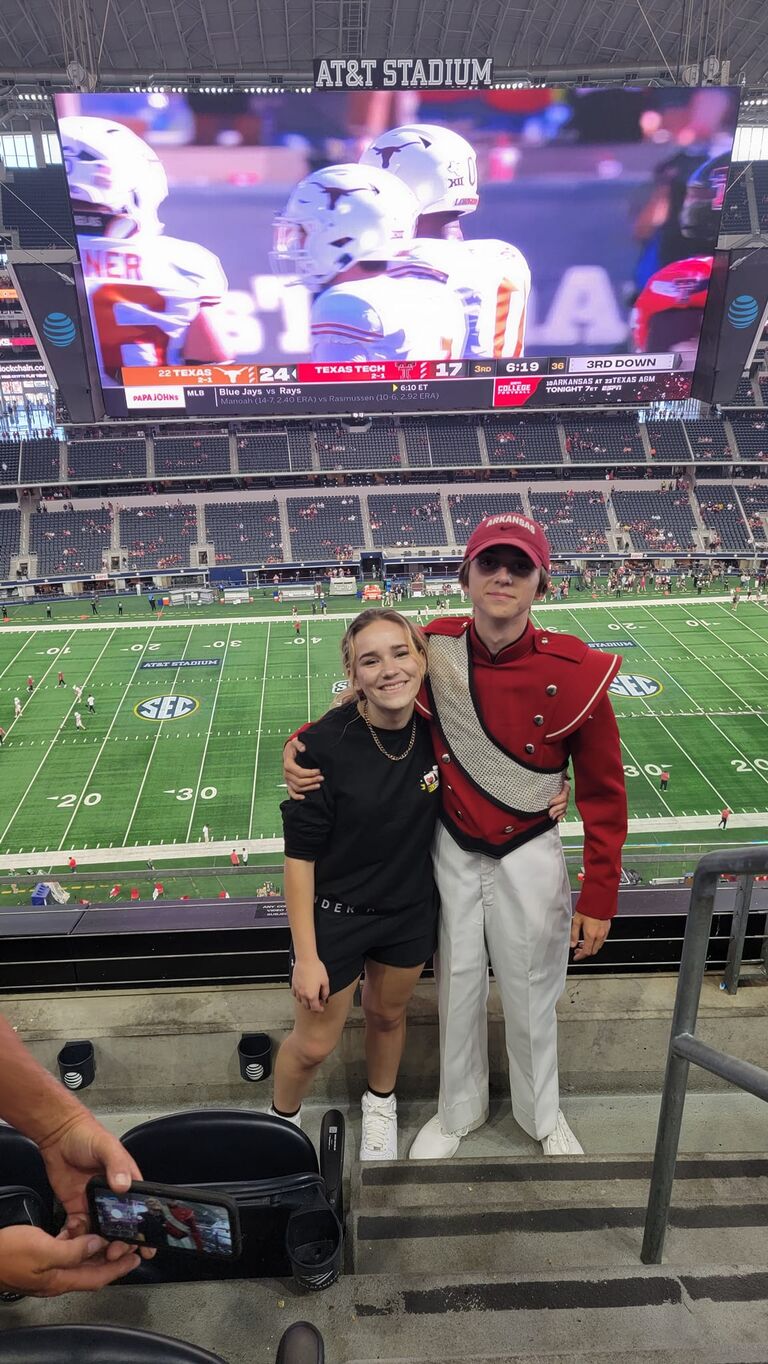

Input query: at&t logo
[134,695,199,721]
[727,294,759,329]
[609,674,663,699]
[42,312,77,347]
[62,1070,84,1089]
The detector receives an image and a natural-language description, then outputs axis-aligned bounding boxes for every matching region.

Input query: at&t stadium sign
[313,57,494,90]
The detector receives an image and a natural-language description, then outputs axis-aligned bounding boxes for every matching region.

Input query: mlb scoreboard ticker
[115,352,689,417]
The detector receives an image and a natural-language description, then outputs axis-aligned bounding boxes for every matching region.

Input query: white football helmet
[359,123,479,217]
[58,115,168,237]
[273,163,418,290]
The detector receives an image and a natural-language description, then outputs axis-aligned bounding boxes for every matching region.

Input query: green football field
[0,596,766,862]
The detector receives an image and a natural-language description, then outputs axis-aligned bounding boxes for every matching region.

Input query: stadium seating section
[753,163,768,233]
[448,492,525,539]
[734,377,756,406]
[529,491,610,553]
[18,439,60,485]
[684,420,733,461]
[286,495,364,558]
[29,507,113,577]
[730,417,768,462]
[484,416,562,464]
[120,505,198,570]
[0,441,22,485]
[153,436,231,477]
[402,418,482,467]
[0,168,75,248]
[317,421,401,470]
[368,493,446,547]
[67,439,148,483]
[0,509,20,578]
[695,484,752,550]
[236,427,312,474]
[741,482,768,544]
[611,489,698,553]
[563,417,645,463]
[644,422,692,462]
[722,164,751,234]
[205,500,283,563]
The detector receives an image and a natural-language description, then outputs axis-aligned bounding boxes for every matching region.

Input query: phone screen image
[92,1187,235,1258]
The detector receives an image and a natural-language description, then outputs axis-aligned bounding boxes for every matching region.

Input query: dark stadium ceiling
[0,0,766,91]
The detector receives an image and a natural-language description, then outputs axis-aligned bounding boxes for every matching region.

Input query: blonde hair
[335,608,428,705]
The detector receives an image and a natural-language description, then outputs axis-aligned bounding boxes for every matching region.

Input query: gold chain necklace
[360,701,417,762]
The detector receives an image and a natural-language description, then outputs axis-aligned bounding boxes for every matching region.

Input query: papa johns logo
[134,694,199,721]
[609,673,663,700]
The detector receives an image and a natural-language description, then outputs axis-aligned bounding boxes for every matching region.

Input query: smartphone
[87,1178,242,1260]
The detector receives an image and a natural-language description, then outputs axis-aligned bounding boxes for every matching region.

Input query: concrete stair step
[351,1155,768,1275]
[9,1266,768,1363]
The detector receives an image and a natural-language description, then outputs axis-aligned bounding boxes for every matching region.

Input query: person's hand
[549,777,571,823]
[291,956,330,1012]
[283,737,322,800]
[0,1224,140,1297]
[570,913,611,961]
[37,1111,153,1259]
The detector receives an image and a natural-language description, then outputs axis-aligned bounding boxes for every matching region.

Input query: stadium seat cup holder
[285,1206,343,1291]
[238,1032,272,1082]
[57,1039,95,1091]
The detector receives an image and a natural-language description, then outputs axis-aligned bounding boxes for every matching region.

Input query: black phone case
[86,1177,242,1259]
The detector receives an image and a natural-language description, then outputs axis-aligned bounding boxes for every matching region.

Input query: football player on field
[272,163,467,363]
[59,116,231,384]
[360,124,531,359]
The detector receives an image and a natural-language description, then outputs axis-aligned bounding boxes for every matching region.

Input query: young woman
[273,609,440,1161]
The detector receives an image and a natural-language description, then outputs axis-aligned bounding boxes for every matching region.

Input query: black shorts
[290,894,438,998]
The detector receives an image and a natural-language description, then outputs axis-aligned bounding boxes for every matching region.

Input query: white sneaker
[541,1109,584,1156]
[360,1090,398,1161]
[409,1112,472,1160]
[268,1104,302,1129]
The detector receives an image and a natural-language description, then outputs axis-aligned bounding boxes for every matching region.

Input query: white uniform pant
[432,822,572,1141]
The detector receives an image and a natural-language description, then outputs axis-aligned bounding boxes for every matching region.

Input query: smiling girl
[273,609,440,1161]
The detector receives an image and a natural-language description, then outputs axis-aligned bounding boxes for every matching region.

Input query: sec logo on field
[609,674,663,699]
[134,695,199,721]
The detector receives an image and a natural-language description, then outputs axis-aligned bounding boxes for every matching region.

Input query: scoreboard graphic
[114,353,689,417]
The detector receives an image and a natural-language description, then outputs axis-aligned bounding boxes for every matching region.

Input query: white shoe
[360,1090,398,1161]
[541,1109,583,1156]
[409,1112,472,1160]
[268,1104,302,1129]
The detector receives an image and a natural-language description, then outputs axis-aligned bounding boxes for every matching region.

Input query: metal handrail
[641,846,768,1264]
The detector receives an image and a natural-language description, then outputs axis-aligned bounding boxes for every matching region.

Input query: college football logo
[609,674,663,699]
[134,695,199,721]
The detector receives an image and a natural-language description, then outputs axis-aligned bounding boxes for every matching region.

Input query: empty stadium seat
[447,492,524,540]
[153,437,230,477]
[740,482,768,544]
[685,420,733,461]
[752,163,768,233]
[722,163,752,234]
[120,505,197,571]
[286,495,364,559]
[18,440,60,486]
[236,425,311,474]
[119,1109,344,1286]
[0,441,22,485]
[695,484,752,550]
[529,491,609,553]
[0,1124,55,1228]
[730,417,768,463]
[0,169,75,249]
[611,489,697,552]
[402,418,481,467]
[0,1325,232,1363]
[368,492,446,546]
[67,438,148,482]
[29,508,113,577]
[644,422,692,462]
[484,415,562,465]
[732,377,756,407]
[205,499,282,563]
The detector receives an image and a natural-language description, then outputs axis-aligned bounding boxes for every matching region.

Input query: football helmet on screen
[359,123,479,216]
[273,163,419,290]
[631,255,712,354]
[58,116,168,236]
[680,153,730,241]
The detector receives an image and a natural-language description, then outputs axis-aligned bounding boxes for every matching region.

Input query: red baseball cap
[463,513,551,572]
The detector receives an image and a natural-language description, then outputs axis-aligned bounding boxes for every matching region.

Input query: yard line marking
[0,630,35,684]
[633,605,768,785]
[249,621,272,842]
[57,625,159,851]
[701,606,768,685]
[185,624,233,841]
[573,612,676,816]
[0,629,115,847]
[305,624,311,722]
[122,626,196,845]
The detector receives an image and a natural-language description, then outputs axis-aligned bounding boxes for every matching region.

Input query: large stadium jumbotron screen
[53,86,740,419]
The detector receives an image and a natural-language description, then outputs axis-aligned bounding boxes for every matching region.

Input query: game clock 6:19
[502,359,543,375]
